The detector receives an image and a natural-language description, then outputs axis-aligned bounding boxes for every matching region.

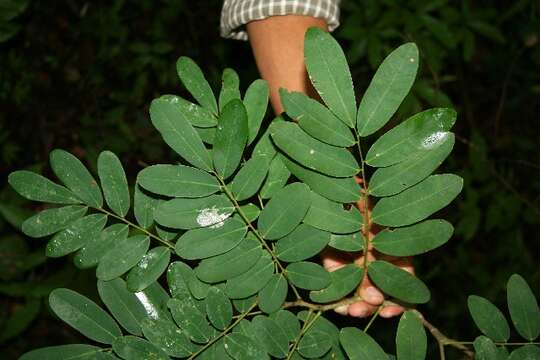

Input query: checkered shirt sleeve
[220,0,341,40]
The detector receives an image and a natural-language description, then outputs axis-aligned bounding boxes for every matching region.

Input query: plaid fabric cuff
[220,0,341,40]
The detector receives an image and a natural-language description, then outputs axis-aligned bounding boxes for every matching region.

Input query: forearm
[246,15,327,114]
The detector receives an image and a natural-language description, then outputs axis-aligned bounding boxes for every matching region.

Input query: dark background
[1,0,539,358]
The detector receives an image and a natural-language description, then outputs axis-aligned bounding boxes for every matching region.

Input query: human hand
[320,177,415,318]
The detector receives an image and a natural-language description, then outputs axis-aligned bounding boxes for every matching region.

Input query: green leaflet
[473,336,499,360]
[22,205,87,238]
[141,318,199,358]
[97,278,147,336]
[239,203,260,222]
[328,232,364,252]
[244,79,269,144]
[8,170,80,204]
[304,27,356,127]
[97,151,130,217]
[172,96,217,128]
[303,192,363,234]
[224,333,270,360]
[281,155,360,203]
[167,261,210,300]
[396,311,427,360]
[133,182,159,229]
[175,217,247,260]
[206,287,233,330]
[371,174,463,227]
[138,164,220,198]
[365,108,456,167]
[196,127,216,144]
[233,319,257,341]
[286,261,331,290]
[155,224,179,241]
[508,345,540,360]
[270,310,300,342]
[126,247,171,292]
[253,123,278,160]
[225,252,274,299]
[50,149,103,208]
[260,155,290,199]
[297,312,341,348]
[259,274,287,314]
[298,329,332,358]
[270,121,359,177]
[309,264,362,303]
[154,194,234,230]
[213,99,248,179]
[507,274,540,341]
[468,295,510,342]
[280,89,355,147]
[198,338,232,360]
[176,56,218,115]
[339,327,388,360]
[168,298,213,343]
[112,336,169,360]
[46,213,107,257]
[150,96,212,171]
[357,43,419,137]
[219,68,241,111]
[20,345,111,360]
[369,133,454,197]
[74,224,128,269]
[368,260,430,304]
[49,288,122,344]
[232,295,257,313]
[372,219,453,256]
[96,235,150,281]
[275,224,331,262]
[258,182,311,240]
[251,315,289,358]
[133,282,174,323]
[195,233,261,283]
[231,155,270,201]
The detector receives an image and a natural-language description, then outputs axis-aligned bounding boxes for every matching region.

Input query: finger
[348,301,378,318]
[358,276,385,306]
[334,305,349,316]
[379,305,405,318]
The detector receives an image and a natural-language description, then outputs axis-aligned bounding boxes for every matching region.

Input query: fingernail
[334,305,348,315]
[365,286,384,303]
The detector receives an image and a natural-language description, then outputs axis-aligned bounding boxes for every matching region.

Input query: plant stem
[412,310,474,359]
[94,207,175,249]
[187,301,259,360]
[218,178,302,300]
[363,305,382,332]
[354,133,371,277]
[286,310,322,360]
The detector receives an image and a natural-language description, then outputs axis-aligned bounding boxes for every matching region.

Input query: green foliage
[8,27,540,360]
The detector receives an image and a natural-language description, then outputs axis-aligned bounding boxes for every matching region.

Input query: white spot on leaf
[196,207,229,228]
[421,131,448,149]
[135,291,159,319]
